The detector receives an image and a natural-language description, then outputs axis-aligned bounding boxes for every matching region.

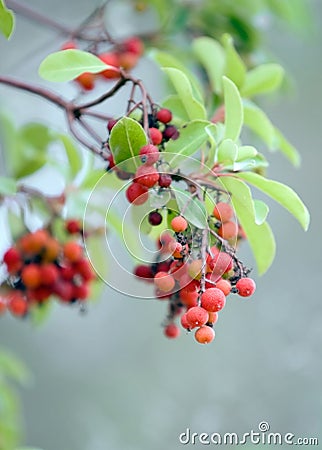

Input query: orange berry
[41,264,59,286]
[154,272,175,292]
[208,311,218,324]
[75,72,95,90]
[195,326,215,344]
[43,238,60,262]
[171,216,188,233]
[218,221,238,240]
[98,52,121,79]
[8,292,28,317]
[21,264,42,289]
[213,202,234,223]
[63,241,83,263]
[18,229,49,255]
[216,278,231,296]
[119,51,139,70]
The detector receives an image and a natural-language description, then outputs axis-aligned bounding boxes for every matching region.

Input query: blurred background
[0,1,321,449]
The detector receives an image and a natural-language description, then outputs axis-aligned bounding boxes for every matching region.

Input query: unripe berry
[41,263,59,286]
[201,287,226,312]
[164,323,180,339]
[75,72,95,90]
[186,306,209,328]
[171,216,188,233]
[195,326,215,344]
[126,182,149,205]
[148,211,163,226]
[213,202,234,223]
[21,264,42,289]
[135,165,159,187]
[188,259,203,280]
[236,277,256,297]
[156,108,172,124]
[163,125,179,140]
[8,292,28,317]
[99,52,121,79]
[218,221,238,240]
[149,127,163,145]
[65,219,81,234]
[158,173,172,188]
[3,247,22,274]
[216,278,232,296]
[207,311,218,324]
[63,241,83,263]
[154,271,175,292]
[139,144,159,165]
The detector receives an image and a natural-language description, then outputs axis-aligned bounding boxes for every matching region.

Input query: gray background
[0,1,321,449]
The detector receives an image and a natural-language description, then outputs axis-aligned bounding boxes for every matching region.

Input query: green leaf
[236,171,310,230]
[57,133,82,179]
[0,349,31,386]
[163,68,207,120]
[231,154,268,172]
[241,63,284,97]
[150,49,204,102]
[164,120,217,168]
[0,176,17,195]
[222,76,243,141]
[222,34,246,88]
[243,100,276,149]
[39,49,110,82]
[253,199,269,225]
[0,0,15,39]
[216,138,238,164]
[193,37,225,93]
[274,127,301,167]
[219,176,276,274]
[174,188,208,229]
[236,145,258,160]
[109,117,147,173]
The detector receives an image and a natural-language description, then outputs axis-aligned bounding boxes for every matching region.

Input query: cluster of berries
[61,36,144,91]
[134,209,256,344]
[0,221,95,318]
[105,108,178,204]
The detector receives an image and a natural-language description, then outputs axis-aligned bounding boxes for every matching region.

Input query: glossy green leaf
[217,138,238,164]
[164,120,217,168]
[174,188,208,229]
[243,100,276,149]
[237,171,310,230]
[193,36,225,93]
[253,199,269,225]
[241,63,284,97]
[222,34,246,88]
[0,176,17,195]
[222,76,243,141]
[39,49,110,82]
[163,68,206,120]
[274,127,301,167]
[109,117,147,173]
[150,49,204,102]
[0,0,14,39]
[236,145,258,160]
[231,154,268,172]
[219,176,276,274]
[57,133,82,179]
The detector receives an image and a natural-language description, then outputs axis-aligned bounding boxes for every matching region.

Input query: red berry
[163,125,179,140]
[107,119,118,132]
[21,264,42,289]
[171,216,188,233]
[213,202,234,223]
[218,221,238,241]
[149,127,163,145]
[123,36,144,56]
[75,259,95,281]
[0,296,7,315]
[41,263,59,286]
[75,72,95,91]
[118,51,139,70]
[60,265,75,281]
[164,323,180,339]
[200,288,226,312]
[65,219,81,234]
[63,242,83,263]
[53,281,74,302]
[126,182,149,205]
[139,144,160,165]
[134,264,153,280]
[28,286,51,302]
[3,247,22,274]
[195,326,215,344]
[179,288,199,308]
[98,52,121,79]
[8,292,28,317]
[158,173,172,188]
[73,283,90,300]
[154,271,175,292]
[148,211,163,226]
[156,108,172,124]
[180,313,191,330]
[236,277,256,297]
[60,41,77,50]
[135,165,159,188]
[186,306,209,328]
[208,252,233,276]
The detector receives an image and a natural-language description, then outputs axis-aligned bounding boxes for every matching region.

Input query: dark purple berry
[163,125,179,141]
[158,174,172,188]
[148,211,163,226]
